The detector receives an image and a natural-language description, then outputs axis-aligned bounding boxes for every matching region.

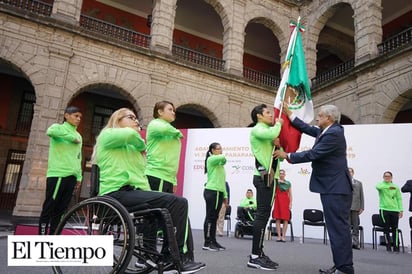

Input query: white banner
[8,235,113,266]
[183,124,412,245]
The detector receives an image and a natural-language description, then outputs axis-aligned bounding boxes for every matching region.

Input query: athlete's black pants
[251,175,274,255]
[38,175,77,235]
[203,189,224,244]
[107,188,194,257]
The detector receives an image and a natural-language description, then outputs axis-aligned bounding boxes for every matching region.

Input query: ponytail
[204,142,220,174]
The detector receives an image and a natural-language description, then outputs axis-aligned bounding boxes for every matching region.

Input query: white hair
[320,105,341,123]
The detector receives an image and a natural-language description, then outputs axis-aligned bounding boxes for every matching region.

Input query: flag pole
[277,16,301,120]
[268,16,301,183]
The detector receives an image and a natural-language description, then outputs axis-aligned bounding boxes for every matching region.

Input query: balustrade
[80,15,150,49]
[172,44,225,71]
[0,0,52,16]
[243,66,280,88]
[1,1,411,90]
[378,27,412,55]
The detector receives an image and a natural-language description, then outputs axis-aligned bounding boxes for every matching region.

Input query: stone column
[138,70,170,124]
[222,0,246,76]
[149,0,176,54]
[353,0,382,64]
[51,0,83,24]
[304,3,329,81]
[13,103,50,218]
[227,95,245,127]
[13,46,74,218]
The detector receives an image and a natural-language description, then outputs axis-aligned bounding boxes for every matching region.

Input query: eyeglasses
[120,114,138,122]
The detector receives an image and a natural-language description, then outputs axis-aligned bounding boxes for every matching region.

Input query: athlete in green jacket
[240,189,258,223]
[202,142,227,251]
[145,101,183,193]
[247,104,282,270]
[240,189,257,210]
[376,171,403,252]
[38,106,82,235]
[376,178,403,212]
[97,127,150,195]
[95,108,204,273]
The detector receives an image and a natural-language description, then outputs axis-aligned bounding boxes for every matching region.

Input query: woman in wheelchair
[239,189,257,224]
[94,108,205,273]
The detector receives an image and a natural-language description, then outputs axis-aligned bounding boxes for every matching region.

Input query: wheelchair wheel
[121,208,181,274]
[52,196,135,274]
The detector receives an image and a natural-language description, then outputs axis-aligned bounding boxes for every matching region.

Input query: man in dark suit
[274,104,353,274]
[401,180,412,250]
[401,180,412,212]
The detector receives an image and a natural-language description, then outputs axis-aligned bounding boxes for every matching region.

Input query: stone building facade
[0,0,410,218]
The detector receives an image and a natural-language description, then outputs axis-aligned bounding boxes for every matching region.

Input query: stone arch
[175,103,219,128]
[306,0,355,77]
[0,58,33,86]
[381,89,412,123]
[242,6,301,77]
[375,69,412,123]
[393,99,412,123]
[61,57,153,122]
[242,16,287,78]
[202,0,232,71]
[340,114,355,124]
[74,82,140,115]
[0,58,37,211]
[174,0,228,44]
[308,0,355,44]
[0,41,44,91]
[62,83,141,163]
[244,16,287,51]
[204,0,230,30]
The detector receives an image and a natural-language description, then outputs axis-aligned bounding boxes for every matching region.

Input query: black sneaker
[247,255,278,270]
[181,259,206,274]
[261,252,279,267]
[213,241,226,251]
[163,258,205,274]
[161,262,180,274]
[202,242,219,251]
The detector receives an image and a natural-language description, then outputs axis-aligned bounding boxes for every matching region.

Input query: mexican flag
[274,19,314,153]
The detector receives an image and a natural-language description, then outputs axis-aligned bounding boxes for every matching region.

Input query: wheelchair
[52,165,182,274]
[234,206,254,238]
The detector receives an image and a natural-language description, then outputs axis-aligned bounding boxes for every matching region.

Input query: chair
[359,225,364,249]
[302,209,327,244]
[224,205,231,237]
[267,210,294,241]
[371,214,404,252]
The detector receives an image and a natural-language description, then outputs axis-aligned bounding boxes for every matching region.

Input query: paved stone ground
[1,225,411,274]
